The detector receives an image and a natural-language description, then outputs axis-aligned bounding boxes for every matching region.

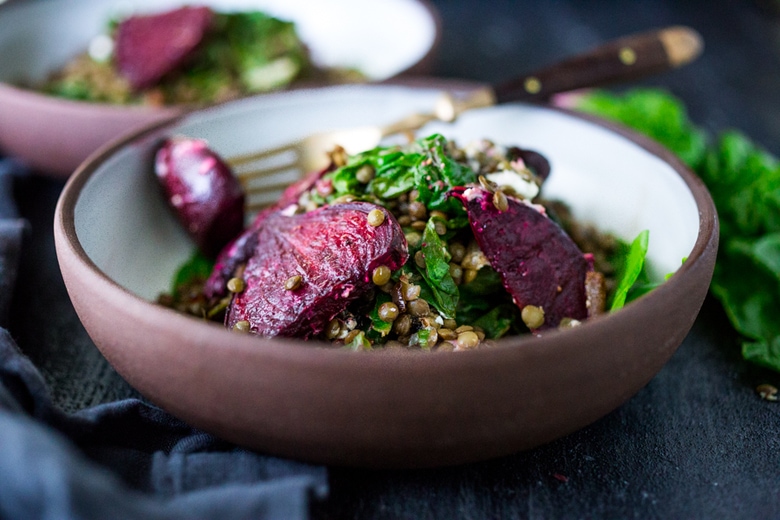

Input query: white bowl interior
[73,85,700,301]
[0,0,437,84]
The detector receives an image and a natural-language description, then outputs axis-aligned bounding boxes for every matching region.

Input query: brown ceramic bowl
[0,0,439,176]
[54,84,718,468]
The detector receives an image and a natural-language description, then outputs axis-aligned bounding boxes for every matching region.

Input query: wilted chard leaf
[416,217,459,318]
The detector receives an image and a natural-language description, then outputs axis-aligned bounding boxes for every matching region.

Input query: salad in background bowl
[53,84,717,467]
[0,0,439,175]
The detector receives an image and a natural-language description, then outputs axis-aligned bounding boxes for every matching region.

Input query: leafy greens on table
[574,88,780,372]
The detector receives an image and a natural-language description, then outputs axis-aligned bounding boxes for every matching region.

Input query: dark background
[9,0,780,518]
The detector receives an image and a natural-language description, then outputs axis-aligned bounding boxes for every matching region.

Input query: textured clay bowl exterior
[54,85,718,468]
[0,0,440,177]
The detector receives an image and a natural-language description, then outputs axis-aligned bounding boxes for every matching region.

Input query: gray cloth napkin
[0,159,328,520]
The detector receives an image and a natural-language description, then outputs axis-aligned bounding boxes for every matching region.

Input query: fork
[228,25,703,210]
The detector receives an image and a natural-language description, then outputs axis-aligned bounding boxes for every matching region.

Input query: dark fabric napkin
[0,160,327,520]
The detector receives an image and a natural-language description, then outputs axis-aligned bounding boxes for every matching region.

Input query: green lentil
[367,208,385,227]
[402,283,421,301]
[521,304,545,329]
[393,314,412,335]
[326,318,341,339]
[233,320,251,333]
[226,277,245,293]
[414,250,426,268]
[378,302,400,322]
[456,331,480,349]
[372,265,392,286]
[355,164,375,183]
[408,299,430,316]
[284,275,303,291]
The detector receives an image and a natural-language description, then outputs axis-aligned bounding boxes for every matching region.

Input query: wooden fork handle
[491,25,703,104]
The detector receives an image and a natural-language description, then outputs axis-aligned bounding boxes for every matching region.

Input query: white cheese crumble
[485,169,540,200]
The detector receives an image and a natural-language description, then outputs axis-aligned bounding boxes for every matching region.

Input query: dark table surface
[8,0,780,518]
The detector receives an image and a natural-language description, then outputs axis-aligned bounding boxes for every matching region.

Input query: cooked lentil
[378,302,400,322]
[233,320,251,332]
[756,383,778,401]
[521,305,546,329]
[372,266,392,286]
[226,277,245,293]
[367,208,385,227]
[284,275,303,291]
[355,165,375,184]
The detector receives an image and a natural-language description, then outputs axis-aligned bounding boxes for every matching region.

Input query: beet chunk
[204,166,330,298]
[226,202,408,338]
[155,137,245,258]
[453,187,589,330]
[507,146,551,182]
[115,6,214,90]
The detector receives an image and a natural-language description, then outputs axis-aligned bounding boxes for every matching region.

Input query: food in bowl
[53,88,717,467]
[156,133,654,350]
[36,5,362,106]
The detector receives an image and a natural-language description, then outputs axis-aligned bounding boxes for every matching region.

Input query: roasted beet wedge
[115,6,214,91]
[226,202,408,338]
[155,137,245,258]
[204,166,331,298]
[507,146,551,182]
[453,186,589,330]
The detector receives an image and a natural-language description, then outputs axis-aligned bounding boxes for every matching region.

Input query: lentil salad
[36,6,362,106]
[157,134,652,351]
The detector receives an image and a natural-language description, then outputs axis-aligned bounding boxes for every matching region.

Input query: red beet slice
[226,202,408,338]
[453,186,589,330]
[115,6,214,90]
[203,166,330,298]
[155,137,245,258]
[507,146,551,182]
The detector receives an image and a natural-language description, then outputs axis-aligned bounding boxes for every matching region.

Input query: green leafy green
[472,304,520,339]
[369,152,420,199]
[743,337,780,373]
[417,217,459,318]
[172,250,215,293]
[455,267,514,328]
[609,230,650,311]
[575,88,780,372]
[323,134,477,230]
[411,134,477,216]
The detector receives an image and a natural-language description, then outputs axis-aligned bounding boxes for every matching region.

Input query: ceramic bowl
[54,83,718,468]
[0,0,439,176]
